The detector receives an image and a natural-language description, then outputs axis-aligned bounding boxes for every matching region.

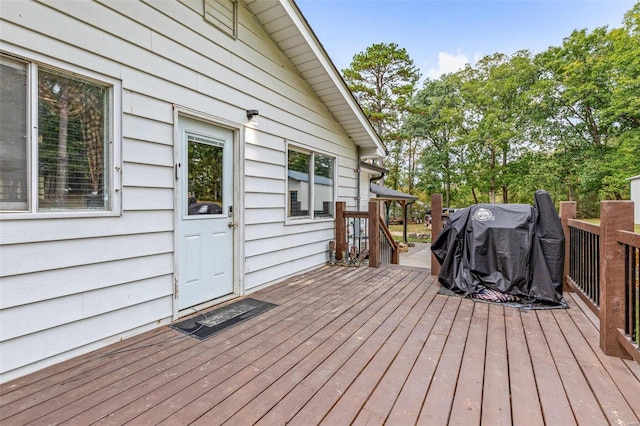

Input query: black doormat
[171,298,278,340]
[437,285,568,310]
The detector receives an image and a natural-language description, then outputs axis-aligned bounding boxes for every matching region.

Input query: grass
[580,218,640,233]
[387,219,640,244]
[388,223,432,243]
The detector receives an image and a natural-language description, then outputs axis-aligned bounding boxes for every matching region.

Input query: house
[0,0,385,383]
[630,175,640,225]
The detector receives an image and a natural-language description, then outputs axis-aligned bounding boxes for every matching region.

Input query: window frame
[285,142,336,224]
[0,50,122,220]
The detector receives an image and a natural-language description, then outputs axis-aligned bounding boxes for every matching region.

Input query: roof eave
[247,0,386,158]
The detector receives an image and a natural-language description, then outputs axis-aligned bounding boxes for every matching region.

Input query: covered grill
[431,190,565,305]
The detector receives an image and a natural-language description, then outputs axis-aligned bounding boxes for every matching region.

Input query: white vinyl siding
[0,0,362,382]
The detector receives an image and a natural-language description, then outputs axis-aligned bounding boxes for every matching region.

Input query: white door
[177,117,234,310]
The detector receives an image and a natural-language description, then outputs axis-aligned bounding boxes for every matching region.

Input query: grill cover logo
[474,208,494,222]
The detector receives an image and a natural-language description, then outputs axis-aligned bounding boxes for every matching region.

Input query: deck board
[538,309,608,425]
[520,306,578,425]
[504,308,544,426]
[418,298,474,425]
[352,281,444,425]
[1,265,639,425]
[448,302,488,425]
[562,295,640,418]
[480,304,511,426]
[385,295,459,425]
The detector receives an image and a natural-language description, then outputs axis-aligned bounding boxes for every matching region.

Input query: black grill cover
[431,190,564,304]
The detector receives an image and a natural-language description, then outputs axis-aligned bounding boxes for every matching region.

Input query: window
[0,54,115,213]
[313,153,335,218]
[287,147,335,220]
[0,57,28,211]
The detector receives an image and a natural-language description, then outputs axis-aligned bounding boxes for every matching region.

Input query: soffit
[245,0,385,158]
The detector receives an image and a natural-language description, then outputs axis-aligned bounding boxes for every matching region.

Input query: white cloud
[425,51,476,80]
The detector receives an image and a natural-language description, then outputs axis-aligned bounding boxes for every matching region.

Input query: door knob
[228,221,236,228]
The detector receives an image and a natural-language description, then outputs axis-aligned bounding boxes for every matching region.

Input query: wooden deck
[2,265,640,425]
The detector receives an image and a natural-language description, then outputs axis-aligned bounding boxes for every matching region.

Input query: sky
[296,0,636,81]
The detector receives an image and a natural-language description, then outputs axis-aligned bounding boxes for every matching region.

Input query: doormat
[171,298,278,340]
[437,285,568,310]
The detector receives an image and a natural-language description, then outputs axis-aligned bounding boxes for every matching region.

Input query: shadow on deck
[1,265,639,425]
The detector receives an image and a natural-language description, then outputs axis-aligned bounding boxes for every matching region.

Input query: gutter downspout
[356,146,361,211]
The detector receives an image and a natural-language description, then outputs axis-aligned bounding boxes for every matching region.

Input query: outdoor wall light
[246,109,260,120]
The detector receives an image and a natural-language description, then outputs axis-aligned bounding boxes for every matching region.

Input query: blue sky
[296,0,636,80]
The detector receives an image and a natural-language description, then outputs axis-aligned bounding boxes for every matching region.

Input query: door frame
[172,105,245,320]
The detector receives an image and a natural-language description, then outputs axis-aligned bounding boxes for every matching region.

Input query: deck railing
[567,221,601,311]
[378,216,399,265]
[561,201,639,363]
[620,231,640,356]
[335,201,398,267]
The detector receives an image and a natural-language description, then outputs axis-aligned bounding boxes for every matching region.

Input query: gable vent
[204,0,237,38]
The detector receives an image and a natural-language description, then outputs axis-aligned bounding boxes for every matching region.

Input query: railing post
[391,244,399,265]
[335,202,346,261]
[560,201,577,292]
[368,201,380,267]
[599,200,634,358]
[431,194,443,276]
[402,201,409,243]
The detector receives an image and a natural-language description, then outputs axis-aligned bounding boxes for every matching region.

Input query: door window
[186,134,224,216]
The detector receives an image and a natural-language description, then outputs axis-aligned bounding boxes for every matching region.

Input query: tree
[342,42,421,189]
[407,73,465,207]
[457,51,538,204]
[534,13,640,206]
[599,4,640,199]
[342,3,639,213]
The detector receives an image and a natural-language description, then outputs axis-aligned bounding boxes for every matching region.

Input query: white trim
[171,105,245,320]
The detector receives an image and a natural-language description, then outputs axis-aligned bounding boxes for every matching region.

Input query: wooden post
[335,202,346,261]
[368,201,380,267]
[599,200,634,358]
[559,202,577,292]
[402,201,408,243]
[430,194,443,276]
[391,243,399,264]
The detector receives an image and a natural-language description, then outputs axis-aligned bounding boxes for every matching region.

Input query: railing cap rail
[343,211,369,219]
[568,218,601,235]
[616,229,640,247]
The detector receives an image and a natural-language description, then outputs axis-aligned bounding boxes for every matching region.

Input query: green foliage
[358,3,640,215]
[188,141,223,203]
[288,150,309,173]
[342,42,421,190]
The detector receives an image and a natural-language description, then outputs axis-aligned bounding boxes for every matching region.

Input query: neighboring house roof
[627,175,640,181]
[370,183,418,201]
[288,170,333,186]
[246,0,385,158]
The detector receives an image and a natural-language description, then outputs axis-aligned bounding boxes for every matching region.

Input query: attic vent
[204,0,238,38]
